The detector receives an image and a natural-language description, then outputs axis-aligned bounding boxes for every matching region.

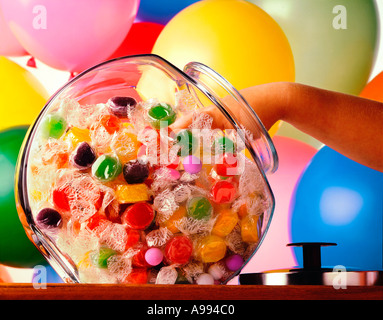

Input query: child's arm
[240,82,383,171]
[172,82,383,171]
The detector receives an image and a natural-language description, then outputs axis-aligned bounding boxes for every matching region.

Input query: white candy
[196,273,215,285]
[208,264,224,280]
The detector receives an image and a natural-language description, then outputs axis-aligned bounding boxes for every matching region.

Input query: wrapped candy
[24,87,270,284]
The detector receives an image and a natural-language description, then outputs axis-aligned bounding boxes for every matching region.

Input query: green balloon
[249,0,379,95]
[0,126,46,267]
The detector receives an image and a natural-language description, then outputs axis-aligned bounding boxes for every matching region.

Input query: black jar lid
[239,242,383,286]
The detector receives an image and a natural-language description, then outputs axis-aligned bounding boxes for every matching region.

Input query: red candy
[210,180,236,204]
[53,183,103,213]
[52,186,71,212]
[125,228,141,249]
[123,268,148,284]
[164,236,193,265]
[132,247,150,267]
[215,153,239,177]
[121,202,154,230]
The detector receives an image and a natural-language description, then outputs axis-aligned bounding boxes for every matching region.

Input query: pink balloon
[0,8,27,56]
[242,136,318,273]
[0,0,139,72]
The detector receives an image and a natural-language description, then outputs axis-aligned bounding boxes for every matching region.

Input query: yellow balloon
[0,57,48,131]
[152,0,294,137]
[153,0,295,91]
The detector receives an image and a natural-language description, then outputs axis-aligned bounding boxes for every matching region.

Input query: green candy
[213,136,236,154]
[187,196,212,220]
[41,114,67,139]
[91,248,117,269]
[176,129,197,156]
[148,103,177,129]
[92,154,122,182]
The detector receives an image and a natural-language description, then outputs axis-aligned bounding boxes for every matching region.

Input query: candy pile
[27,91,269,284]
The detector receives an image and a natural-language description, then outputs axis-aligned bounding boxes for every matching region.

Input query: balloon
[249,0,379,95]
[276,123,324,150]
[0,0,139,73]
[0,57,48,131]
[32,265,63,284]
[360,71,383,102]
[0,126,46,268]
[108,22,164,60]
[136,0,199,25]
[0,8,27,56]
[242,136,317,273]
[152,0,295,91]
[290,146,383,270]
[0,265,12,282]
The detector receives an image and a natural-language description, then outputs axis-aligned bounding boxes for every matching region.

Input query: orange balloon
[360,71,383,102]
[0,265,12,283]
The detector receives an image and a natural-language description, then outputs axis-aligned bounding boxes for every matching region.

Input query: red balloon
[109,22,164,59]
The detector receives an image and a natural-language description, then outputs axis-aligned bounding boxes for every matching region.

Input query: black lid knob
[287,242,337,270]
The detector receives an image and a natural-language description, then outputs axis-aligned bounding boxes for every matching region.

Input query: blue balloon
[290,147,383,270]
[32,265,64,284]
[136,0,200,24]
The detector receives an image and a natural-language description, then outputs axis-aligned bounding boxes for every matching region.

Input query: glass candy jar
[15,54,278,284]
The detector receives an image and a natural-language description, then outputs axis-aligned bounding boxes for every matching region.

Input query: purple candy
[182,155,202,174]
[107,96,137,118]
[225,254,244,271]
[36,208,62,230]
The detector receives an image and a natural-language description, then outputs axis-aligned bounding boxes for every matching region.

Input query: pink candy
[182,155,202,174]
[145,247,164,266]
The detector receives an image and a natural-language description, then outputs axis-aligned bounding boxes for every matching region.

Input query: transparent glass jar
[15,54,278,284]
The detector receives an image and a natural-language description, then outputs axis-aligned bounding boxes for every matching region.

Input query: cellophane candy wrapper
[23,57,274,285]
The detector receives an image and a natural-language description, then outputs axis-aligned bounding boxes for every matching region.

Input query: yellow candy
[160,206,187,233]
[196,235,226,263]
[31,189,43,202]
[64,127,91,148]
[77,251,92,269]
[241,214,259,243]
[115,184,150,203]
[111,129,140,163]
[212,208,238,237]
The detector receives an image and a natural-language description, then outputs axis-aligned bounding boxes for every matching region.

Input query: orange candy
[212,208,238,237]
[160,206,187,233]
[99,114,121,134]
[237,203,248,219]
[241,214,259,243]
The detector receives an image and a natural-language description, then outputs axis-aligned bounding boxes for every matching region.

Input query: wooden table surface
[1,283,382,300]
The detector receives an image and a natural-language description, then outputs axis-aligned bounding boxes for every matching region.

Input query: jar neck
[183,62,278,175]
